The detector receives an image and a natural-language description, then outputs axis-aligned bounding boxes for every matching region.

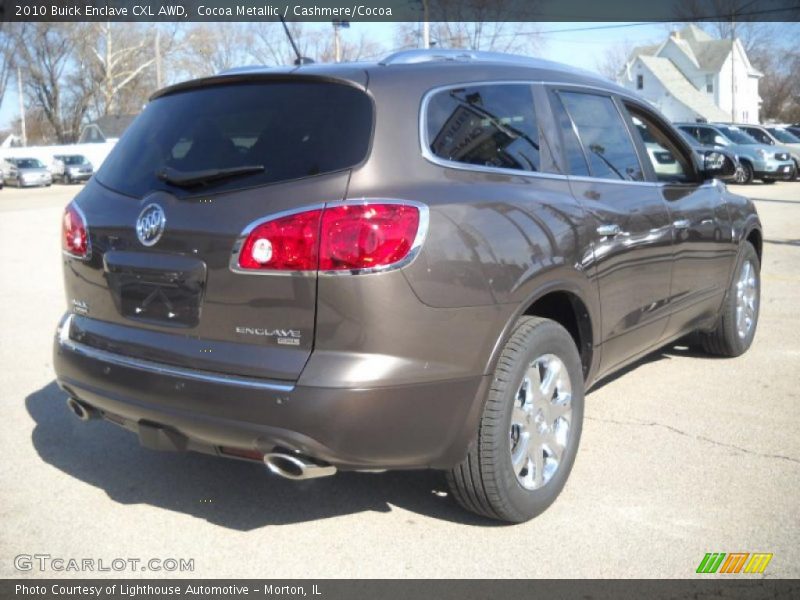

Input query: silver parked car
[52,154,94,184]
[2,157,53,187]
[737,124,800,180]
[676,123,795,184]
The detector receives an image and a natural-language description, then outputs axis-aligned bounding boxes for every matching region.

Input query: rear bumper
[63,172,92,182]
[53,314,486,470]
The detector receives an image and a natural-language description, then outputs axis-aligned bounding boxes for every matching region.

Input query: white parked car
[2,157,53,187]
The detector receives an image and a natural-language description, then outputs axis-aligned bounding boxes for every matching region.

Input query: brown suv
[54,50,762,523]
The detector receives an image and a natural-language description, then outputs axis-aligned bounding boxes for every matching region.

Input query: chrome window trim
[57,314,295,393]
[419,80,559,180]
[419,79,701,186]
[61,202,93,261]
[229,199,430,277]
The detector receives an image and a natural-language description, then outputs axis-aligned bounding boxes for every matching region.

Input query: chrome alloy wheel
[736,259,758,339]
[510,354,572,490]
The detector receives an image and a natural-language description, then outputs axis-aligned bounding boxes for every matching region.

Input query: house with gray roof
[79,115,137,144]
[619,25,762,124]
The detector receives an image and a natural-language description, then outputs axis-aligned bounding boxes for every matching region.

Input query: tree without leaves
[595,41,642,82]
[177,23,254,79]
[82,23,167,116]
[0,26,15,114]
[248,23,385,66]
[12,23,93,143]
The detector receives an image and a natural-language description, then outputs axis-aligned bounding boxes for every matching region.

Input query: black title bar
[3,0,800,22]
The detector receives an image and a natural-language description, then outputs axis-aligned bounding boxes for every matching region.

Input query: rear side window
[425,84,541,172]
[558,91,643,182]
[97,80,373,198]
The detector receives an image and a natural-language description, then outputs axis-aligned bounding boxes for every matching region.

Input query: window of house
[636,75,643,90]
[426,83,541,172]
[557,91,644,182]
[706,75,714,93]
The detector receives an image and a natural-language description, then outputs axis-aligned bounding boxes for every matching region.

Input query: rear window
[97,80,373,198]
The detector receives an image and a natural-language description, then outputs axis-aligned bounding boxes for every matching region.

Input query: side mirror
[713,135,727,146]
[702,151,737,180]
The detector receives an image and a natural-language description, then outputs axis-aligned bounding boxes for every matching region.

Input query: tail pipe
[66,397,99,421]
[263,452,336,480]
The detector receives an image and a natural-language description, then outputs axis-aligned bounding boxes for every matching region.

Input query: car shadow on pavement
[764,238,800,247]
[26,381,502,530]
[589,339,717,393]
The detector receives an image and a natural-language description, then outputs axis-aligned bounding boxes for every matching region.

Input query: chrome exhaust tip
[263,452,336,480]
[66,397,97,421]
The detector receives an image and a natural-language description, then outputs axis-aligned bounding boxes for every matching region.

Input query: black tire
[447,316,584,523]
[699,242,760,357]
[734,161,753,185]
[65,175,72,185]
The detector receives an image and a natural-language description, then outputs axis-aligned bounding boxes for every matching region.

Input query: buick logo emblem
[136,204,166,247]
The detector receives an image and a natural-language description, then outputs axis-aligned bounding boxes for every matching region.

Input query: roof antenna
[280,16,314,66]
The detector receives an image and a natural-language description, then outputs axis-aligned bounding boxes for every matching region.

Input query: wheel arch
[485,280,598,383]
[745,226,762,264]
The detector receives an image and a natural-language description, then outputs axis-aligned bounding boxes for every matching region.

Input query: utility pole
[155,28,162,89]
[730,20,736,123]
[422,0,430,48]
[332,20,349,63]
[17,66,27,147]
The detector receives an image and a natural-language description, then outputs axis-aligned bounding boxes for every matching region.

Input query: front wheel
[447,317,584,523]
[699,242,760,357]
[734,162,753,185]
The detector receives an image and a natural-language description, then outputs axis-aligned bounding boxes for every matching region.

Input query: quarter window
[558,91,644,182]
[425,84,541,172]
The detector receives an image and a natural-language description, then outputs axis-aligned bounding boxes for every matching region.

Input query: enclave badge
[136,203,166,247]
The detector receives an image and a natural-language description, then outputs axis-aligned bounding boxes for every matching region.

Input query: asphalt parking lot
[0,181,798,579]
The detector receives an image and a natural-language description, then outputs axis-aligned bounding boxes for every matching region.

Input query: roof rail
[217,65,271,75]
[379,49,538,67]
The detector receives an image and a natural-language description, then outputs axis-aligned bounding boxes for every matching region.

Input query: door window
[695,127,719,146]
[627,111,695,183]
[557,91,644,182]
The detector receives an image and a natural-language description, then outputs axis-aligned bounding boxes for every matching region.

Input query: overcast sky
[0,21,723,130]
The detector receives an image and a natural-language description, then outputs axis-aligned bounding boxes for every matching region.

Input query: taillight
[237,209,322,271]
[62,203,89,258]
[234,201,426,274]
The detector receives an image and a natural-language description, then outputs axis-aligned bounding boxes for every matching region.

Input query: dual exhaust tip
[65,397,336,481]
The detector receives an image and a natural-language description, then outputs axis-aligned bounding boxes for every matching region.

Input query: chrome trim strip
[57,315,295,393]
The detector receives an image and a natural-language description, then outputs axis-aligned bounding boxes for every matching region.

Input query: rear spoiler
[150,68,369,101]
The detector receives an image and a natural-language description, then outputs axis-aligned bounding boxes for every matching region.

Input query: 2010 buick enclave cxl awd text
[54,50,762,523]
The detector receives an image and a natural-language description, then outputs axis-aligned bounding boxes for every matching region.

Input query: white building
[619,25,762,124]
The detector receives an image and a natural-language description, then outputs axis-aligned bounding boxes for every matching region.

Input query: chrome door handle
[596,224,623,237]
[673,219,691,230]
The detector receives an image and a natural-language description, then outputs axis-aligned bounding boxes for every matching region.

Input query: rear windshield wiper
[156,165,264,188]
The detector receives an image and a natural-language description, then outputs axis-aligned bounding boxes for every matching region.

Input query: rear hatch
[62,73,372,381]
